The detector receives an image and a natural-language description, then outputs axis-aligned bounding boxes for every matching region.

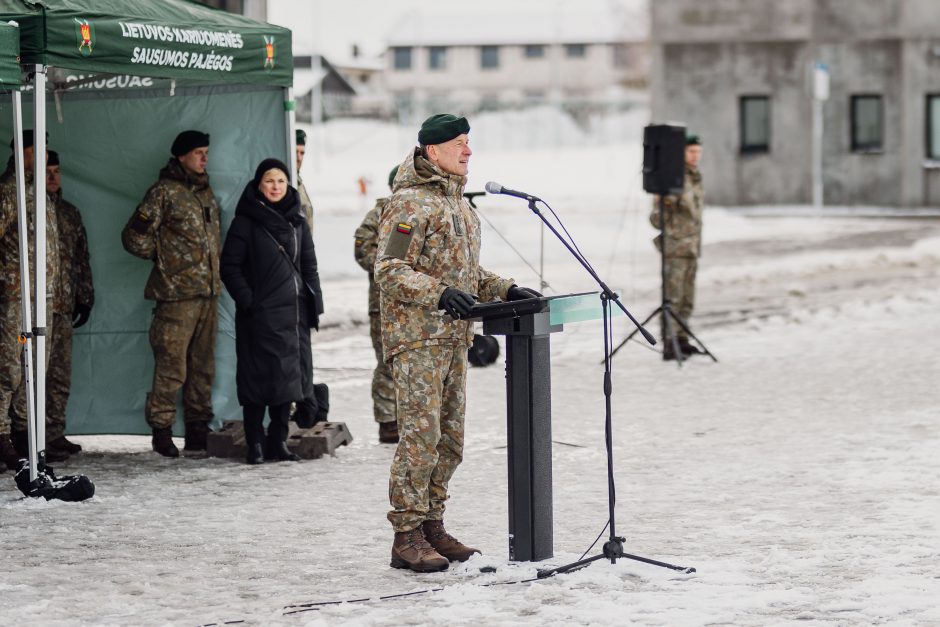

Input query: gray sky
[266,0,643,61]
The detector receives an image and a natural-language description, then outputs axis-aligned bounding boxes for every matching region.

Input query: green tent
[0,21,21,87]
[0,1,298,436]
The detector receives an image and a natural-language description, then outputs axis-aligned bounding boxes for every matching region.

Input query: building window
[524,45,545,58]
[740,95,770,153]
[480,45,500,69]
[428,46,447,71]
[851,95,883,152]
[393,47,412,71]
[928,95,940,160]
[565,44,587,58]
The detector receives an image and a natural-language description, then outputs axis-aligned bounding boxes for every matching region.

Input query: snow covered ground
[2,115,939,626]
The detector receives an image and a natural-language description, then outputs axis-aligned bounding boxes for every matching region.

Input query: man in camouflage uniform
[375,114,540,572]
[296,129,314,233]
[121,131,221,458]
[353,165,399,444]
[42,151,93,457]
[0,130,61,469]
[650,134,704,360]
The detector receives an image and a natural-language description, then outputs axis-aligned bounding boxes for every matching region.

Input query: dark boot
[379,421,399,444]
[48,435,82,454]
[0,433,21,470]
[243,405,266,465]
[678,338,703,356]
[42,445,70,463]
[12,429,27,456]
[183,420,210,451]
[422,520,480,562]
[266,404,300,462]
[391,527,449,572]
[151,427,180,458]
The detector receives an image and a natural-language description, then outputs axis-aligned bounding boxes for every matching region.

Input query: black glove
[506,285,543,301]
[72,303,92,328]
[438,287,476,319]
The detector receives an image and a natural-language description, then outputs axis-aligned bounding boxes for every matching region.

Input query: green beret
[296,129,307,146]
[171,130,210,157]
[388,165,400,189]
[686,134,701,146]
[418,114,470,146]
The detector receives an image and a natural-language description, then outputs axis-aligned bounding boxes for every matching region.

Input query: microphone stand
[515,196,695,577]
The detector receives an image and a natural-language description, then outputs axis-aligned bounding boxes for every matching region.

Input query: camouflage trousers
[661,256,698,341]
[145,298,217,430]
[0,300,53,435]
[369,313,395,424]
[44,312,73,440]
[388,344,467,533]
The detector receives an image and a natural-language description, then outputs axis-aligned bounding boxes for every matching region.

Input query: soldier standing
[650,134,704,360]
[121,131,221,457]
[353,165,399,444]
[375,114,540,572]
[295,129,314,233]
[42,151,93,457]
[0,130,61,468]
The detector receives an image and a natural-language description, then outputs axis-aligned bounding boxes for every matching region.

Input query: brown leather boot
[183,421,210,451]
[422,520,480,562]
[390,527,449,572]
[0,433,21,470]
[378,421,399,444]
[152,427,180,458]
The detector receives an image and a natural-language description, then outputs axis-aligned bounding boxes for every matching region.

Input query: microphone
[485,181,541,202]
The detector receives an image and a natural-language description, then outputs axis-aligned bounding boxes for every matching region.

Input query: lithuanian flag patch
[396,223,413,234]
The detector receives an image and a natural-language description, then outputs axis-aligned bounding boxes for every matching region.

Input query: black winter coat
[220,183,323,406]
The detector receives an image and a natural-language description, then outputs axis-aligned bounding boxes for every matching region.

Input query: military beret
[686,134,702,146]
[9,129,48,150]
[418,114,470,146]
[296,129,307,146]
[253,158,291,186]
[388,165,399,189]
[171,130,210,157]
[47,150,60,166]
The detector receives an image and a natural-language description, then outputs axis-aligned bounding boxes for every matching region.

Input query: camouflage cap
[418,114,470,146]
[388,165,400,189]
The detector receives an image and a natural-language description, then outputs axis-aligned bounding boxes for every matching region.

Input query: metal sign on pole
[812,61,829,211]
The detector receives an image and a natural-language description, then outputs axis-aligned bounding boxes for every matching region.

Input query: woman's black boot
[266,404,300,462]
[243,405,266,465]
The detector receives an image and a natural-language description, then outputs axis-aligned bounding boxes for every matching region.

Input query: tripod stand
[494,187,695,577]
[609,194,716,365]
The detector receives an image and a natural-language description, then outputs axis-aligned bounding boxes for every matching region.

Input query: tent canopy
[0,0,291,86]
[0,21,21,86]
[0,0,297,435]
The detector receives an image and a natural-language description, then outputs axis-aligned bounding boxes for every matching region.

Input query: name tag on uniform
[452,213,464,236]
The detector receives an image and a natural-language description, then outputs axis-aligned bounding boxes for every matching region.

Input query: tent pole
[12,88,39,481]
[285,86,297,186]
[33,64,48,465]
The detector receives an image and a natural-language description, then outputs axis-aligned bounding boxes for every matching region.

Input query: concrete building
[383,7,648,120]
[651,0,940,207]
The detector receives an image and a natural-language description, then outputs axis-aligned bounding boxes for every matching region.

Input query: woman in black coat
[220,159,323,464]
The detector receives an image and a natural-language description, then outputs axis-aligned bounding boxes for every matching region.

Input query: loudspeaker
[643,124,686,195]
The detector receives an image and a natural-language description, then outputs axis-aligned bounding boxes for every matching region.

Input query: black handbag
[260,226,323,329]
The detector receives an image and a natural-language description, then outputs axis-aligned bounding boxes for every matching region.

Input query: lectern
[469,292,603,562]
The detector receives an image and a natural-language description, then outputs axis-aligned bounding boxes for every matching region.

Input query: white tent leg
[12,89,39,481]
[33,65,48,466]
[284,86,297,186]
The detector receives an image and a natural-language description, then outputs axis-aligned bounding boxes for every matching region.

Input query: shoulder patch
[384,222,414,260]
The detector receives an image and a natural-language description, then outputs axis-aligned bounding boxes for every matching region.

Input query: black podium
[470,296,565,562]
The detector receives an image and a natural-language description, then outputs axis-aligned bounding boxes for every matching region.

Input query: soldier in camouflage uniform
[353,165,399,444]
[121,131,221,458]
[650,134,704,360]
[42,151,93,457]
[295,129,314,233]
[0,131,61,468]
[375,114,540,572]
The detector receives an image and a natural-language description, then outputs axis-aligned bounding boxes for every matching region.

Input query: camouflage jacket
[0,163,60,305]
[353,196,389,314]
[298,176,314,234]
[121,158,222,301]
[52,191,94,315]
[650,165,704,258]
[375,148,514,361]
